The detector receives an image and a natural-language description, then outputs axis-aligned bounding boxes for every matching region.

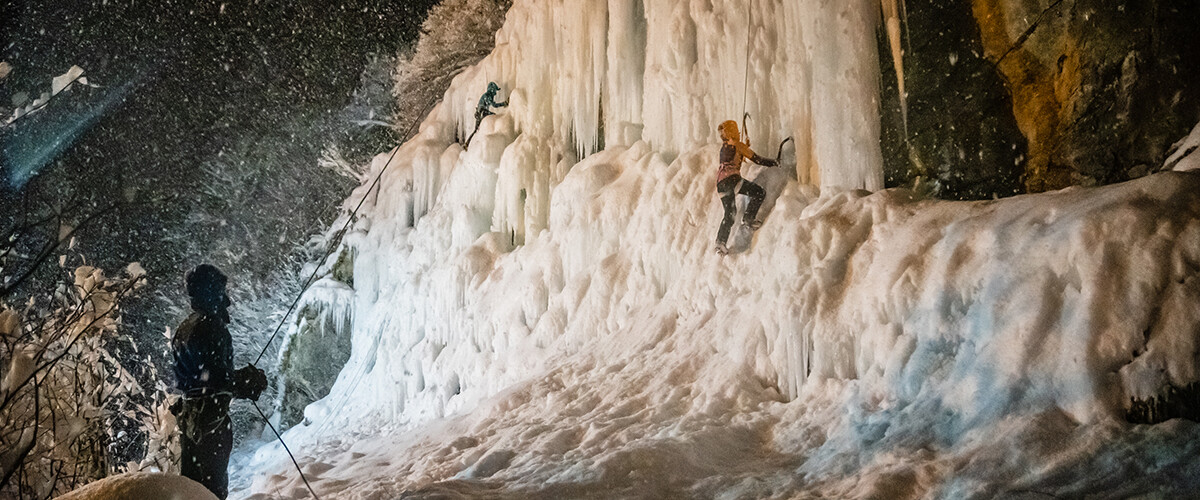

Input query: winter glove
[751,154,778,168]
[232,364,268,401]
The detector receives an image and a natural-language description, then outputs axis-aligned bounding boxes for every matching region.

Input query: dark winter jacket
[476,85,508,120]
[173,312,235,399]
[172,312,265,400]
[716,120,777,185]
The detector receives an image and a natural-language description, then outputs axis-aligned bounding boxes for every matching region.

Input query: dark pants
[180,396,233,499]
[716,175,765,244]
[467,108,494,146]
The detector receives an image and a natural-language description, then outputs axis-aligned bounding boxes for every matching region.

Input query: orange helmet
[717,120,740,142]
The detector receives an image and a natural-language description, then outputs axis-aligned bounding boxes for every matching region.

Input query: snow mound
[1166,120,1200,172]
[248,164,1200,497]
[55,473,217,500]
[240,0,1200,498]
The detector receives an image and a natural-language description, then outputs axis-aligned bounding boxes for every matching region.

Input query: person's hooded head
[487,81,500,94]
[718,120,740,143]
[186,264,231,321]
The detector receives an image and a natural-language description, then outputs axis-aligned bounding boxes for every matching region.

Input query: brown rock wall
[880,0,1200,198]
[971,0,1200,191]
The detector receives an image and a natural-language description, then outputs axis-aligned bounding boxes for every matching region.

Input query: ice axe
[743,112,791,166]
[742,112,751,145]
[775,136,794,164]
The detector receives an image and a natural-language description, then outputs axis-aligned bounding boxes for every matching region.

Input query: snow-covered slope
[240,1,1200,498]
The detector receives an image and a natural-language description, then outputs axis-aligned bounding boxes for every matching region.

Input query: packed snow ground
[237,0,1200,498]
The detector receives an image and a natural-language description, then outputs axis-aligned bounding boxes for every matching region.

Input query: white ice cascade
[290,0,887,430]
[248,1,1200,497]
[438,0,885,193]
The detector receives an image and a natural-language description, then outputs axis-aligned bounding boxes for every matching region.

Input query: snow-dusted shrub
[392,0,513,136]
[1,65,93,128]
[0,258,180,498]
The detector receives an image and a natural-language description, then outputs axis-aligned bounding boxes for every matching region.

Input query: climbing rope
[241,95,440,499]
[253,401,321,500]
[741,0,753,127]
[253,95,439,366]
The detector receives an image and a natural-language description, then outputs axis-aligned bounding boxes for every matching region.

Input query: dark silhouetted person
[467,81,508,146]
[172,264,267,499]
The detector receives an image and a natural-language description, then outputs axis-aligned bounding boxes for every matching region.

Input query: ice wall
[257,140,1200,495]
[438,0,884,191]
[275,0,894,437]
[247,1,1200,497]
[273,277,356,428]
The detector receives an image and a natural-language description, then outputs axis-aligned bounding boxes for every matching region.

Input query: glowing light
[2,74,142,190]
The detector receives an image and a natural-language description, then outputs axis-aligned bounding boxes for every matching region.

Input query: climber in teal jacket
[468,82,508,146]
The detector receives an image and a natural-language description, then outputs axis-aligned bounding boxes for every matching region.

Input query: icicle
[881,0,907,136]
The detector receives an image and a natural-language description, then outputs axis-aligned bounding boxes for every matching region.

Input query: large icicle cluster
[241,1,1200,498]
[437,0,885,191]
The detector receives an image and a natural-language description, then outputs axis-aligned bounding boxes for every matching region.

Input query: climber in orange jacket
[714,120,777,255]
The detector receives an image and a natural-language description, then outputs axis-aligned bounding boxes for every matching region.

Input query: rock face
[277,283,354,429]
[881,0,1200,197]
[879,0,1026,200]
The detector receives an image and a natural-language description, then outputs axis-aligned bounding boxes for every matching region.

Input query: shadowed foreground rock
[55,473,218,500]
